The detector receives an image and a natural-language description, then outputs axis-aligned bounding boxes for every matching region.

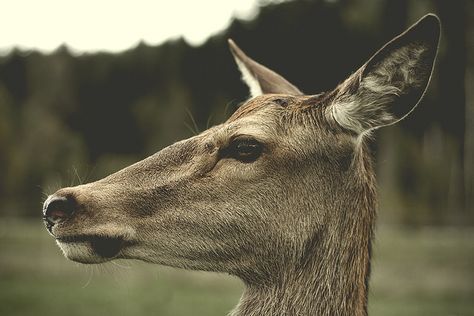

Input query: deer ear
[228,39,303,97]
[328,14,440,134]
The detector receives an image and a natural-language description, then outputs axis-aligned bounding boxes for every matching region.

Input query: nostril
[43,195,76,226]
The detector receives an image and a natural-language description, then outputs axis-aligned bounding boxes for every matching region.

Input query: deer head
[43,15,440,315]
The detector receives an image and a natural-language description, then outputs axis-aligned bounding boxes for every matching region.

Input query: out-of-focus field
[0,219,473,316]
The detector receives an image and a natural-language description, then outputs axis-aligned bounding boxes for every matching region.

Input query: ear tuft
[228,39,303,97]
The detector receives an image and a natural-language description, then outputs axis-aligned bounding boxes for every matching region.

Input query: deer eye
[226,137,263,163]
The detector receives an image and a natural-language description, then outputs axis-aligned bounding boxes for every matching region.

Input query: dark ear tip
[418,13,441,32]
[420,13,441,26]
[410,13,441,46]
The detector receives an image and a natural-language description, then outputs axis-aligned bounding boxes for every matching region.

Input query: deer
[42,14,440,316]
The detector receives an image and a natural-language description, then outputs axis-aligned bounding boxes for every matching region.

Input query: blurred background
[0,0,473,315]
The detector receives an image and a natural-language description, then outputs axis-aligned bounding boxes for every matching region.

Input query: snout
[42,187,137,263]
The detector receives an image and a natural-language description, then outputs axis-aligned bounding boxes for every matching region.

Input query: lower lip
[58,235,128,258]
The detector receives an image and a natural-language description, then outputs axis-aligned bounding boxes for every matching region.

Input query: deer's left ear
[328,14,440,134]
[228,39,303,97]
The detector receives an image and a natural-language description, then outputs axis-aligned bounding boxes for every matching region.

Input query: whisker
[72,166,84,185]
[81,265,94,288]
[185,107,200,135]
[112,260,132,269]
[206,112,214,129]
[84,164,97,183]
[223,99,236,119]
[184,121,196,136]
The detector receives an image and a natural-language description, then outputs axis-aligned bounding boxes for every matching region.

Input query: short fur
[43,15,440,316]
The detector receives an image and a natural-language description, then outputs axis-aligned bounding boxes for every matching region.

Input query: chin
[55,235,133,264]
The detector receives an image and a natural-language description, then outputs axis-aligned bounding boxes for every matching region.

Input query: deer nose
[43,195,76,226]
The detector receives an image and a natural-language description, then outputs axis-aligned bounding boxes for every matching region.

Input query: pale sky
[0,0,267,55]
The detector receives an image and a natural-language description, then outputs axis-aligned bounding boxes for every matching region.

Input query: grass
[0,219,473,316]
[369,227,474,316]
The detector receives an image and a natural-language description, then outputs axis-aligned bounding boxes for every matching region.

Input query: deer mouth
[56,234,133,262]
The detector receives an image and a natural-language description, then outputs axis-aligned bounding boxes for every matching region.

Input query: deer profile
[43,15,440,316]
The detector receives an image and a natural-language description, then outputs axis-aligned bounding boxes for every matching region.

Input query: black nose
[43,195,76,227]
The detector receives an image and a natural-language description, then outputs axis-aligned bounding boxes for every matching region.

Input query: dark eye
[225,137,263,163]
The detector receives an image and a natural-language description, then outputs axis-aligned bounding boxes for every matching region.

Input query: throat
[230,233,373,316]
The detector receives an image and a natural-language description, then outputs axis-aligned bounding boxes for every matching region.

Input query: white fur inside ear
[331,76,400,134]
[234,57,262,97]
[330,44,427,134]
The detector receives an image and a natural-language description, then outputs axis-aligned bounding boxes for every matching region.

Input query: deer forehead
[210,95,324,141]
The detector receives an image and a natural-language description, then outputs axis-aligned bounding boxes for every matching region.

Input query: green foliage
[0,0,471,222]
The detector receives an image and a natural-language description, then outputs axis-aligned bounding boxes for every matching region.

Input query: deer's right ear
[228,39,303,97]
[328,14,440,135]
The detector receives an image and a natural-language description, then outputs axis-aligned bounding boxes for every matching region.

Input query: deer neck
[231,233,373,316]
[231,153,376,316]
